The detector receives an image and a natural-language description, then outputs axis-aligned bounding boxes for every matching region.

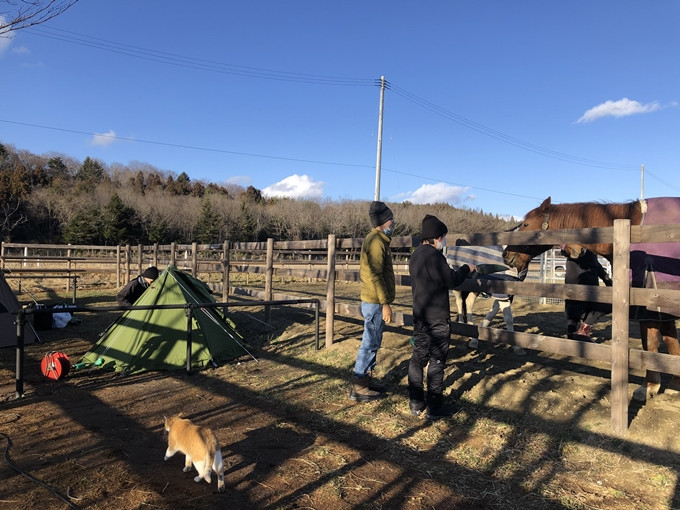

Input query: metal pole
[374,76,386,201]
[185,306,193,374]
[15,310,25,398]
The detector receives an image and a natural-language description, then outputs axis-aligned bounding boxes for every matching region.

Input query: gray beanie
[369,201,393,227]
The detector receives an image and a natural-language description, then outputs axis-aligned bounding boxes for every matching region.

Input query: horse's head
[502,197,554,270]
[562,244,586,259]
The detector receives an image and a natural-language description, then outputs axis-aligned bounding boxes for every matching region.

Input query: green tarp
[80,265,251,374]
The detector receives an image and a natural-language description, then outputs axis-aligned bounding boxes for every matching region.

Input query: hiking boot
[367,372,387,393]
[426,393,459,421]
[409,400,426,416]
[349,375,383,402]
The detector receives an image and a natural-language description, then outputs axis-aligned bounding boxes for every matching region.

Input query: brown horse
[502,196,680,402]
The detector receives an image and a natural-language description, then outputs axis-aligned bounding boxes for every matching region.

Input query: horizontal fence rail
[3,221,680,434]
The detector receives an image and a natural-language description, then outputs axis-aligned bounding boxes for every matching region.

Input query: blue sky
[1,1,679,220]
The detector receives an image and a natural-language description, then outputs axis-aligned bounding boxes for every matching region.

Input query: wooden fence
[2,220,680,434]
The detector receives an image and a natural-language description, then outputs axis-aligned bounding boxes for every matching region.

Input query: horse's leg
[659,321,680,394]
[466,292,480,349]
[452,290,465,323]
[632,321,662,402]
[497,299,526,356]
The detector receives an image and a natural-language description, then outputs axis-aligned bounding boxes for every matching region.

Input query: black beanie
[369,201,393,227]
[142,266,159,280]
[421,214,448,240]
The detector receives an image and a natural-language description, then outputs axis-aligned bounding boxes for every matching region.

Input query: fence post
[611,219,631,435]
[153,243,158,268]
[125,245,131,284]
[191,242,198,276]
[116,245,121,288]
[138,244,143,274]
[222,240,230,304]
[170,242,176,267]
[66,245,72,292]
[325,234,336,348]
[264,238,274,323]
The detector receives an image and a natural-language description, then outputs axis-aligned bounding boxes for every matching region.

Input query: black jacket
[116,275,150,306]
[409,243,471,322]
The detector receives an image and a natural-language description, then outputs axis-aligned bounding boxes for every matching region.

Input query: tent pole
[185,306,193,374]
[15,309,25,398]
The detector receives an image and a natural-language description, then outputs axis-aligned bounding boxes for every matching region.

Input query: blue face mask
[383,227,393,237]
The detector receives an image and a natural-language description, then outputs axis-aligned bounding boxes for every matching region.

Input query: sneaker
[409,400,426,416]
[513,345,526,356]
[574,322,592,340]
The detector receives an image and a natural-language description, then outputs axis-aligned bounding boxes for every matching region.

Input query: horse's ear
[539,197,551,209]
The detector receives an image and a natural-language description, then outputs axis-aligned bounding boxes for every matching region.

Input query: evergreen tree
[62,207,104,244]
[194,198,222,244]
[103,193,142,245]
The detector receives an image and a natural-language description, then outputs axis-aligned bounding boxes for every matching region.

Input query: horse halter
[541,212,550,230]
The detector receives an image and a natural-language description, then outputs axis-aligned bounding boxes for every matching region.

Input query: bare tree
[0,0,79,35]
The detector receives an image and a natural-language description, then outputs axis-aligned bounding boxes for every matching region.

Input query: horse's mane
[541,200,641,229]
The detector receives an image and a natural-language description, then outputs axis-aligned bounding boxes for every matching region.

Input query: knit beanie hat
[369,201,393,227]
[142,266,159,280]
[421,214,448,240]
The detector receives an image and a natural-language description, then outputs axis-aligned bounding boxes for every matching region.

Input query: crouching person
[408,215,474,420]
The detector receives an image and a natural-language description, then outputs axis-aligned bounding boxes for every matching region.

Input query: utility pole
[374,76,386,201]
[640,164,645,200]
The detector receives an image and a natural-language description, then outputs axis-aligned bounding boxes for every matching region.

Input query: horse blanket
[631,197,680,319]
[446,244,521,299]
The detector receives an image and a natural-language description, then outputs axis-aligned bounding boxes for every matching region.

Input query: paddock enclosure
[2,219,680,435]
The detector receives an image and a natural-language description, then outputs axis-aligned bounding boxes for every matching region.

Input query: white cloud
[225,176,251,186]
[262,174,324,200]
[11,45,30,54]
[577,97,663,123]
[0,18,15,54]
[91,130,116,147]
[395,182,471,205]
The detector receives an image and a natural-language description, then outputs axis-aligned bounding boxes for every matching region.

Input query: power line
[388,83,640,171]
[25,27,374,86]
[0,118,542,201]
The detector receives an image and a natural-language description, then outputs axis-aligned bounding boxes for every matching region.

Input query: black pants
[408,319,450,401]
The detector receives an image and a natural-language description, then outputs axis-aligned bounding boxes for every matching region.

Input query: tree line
[0,142,514,245]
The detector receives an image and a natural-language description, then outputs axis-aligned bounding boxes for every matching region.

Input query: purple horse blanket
[631,197,680,319]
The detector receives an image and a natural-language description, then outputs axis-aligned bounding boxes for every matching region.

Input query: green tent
[80,265,253,374]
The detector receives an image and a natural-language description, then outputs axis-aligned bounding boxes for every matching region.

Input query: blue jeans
[353,302,384,377]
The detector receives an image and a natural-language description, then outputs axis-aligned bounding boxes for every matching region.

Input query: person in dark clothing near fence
[408,214,474,420]
[116,266,159,306]
[562,249,612,341]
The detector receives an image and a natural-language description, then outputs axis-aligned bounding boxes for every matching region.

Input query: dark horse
[502,196,680,402]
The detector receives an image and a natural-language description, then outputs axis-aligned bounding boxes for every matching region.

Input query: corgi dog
[164,414,225,492]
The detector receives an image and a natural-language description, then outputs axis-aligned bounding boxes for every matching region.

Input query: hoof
[468,338,478,350]
[513,346,526,356]
[183,467,191,472]
[665,377,680,395]
[632,382,661,402]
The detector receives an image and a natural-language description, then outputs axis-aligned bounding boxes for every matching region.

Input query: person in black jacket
[563,249,612,340]
[408,214,474,420]
[116,266,159,306]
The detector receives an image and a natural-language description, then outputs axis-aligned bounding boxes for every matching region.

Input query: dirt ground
[1,283,680,510]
